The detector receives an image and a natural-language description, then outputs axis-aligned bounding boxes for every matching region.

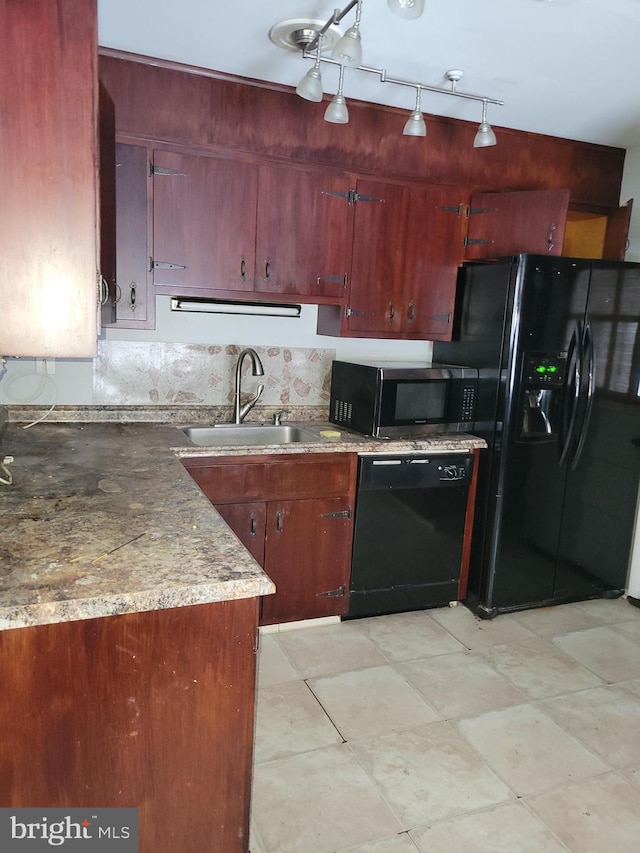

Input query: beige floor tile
[511,603,600,636]
[338,833,420,852]
[570,598,637,624]
[308,665,440,742]
[538,686,640,768]
[256,634,301,689]
[551,626,640,683]
[478,637,603,699]
[274,622,387,679]
[622,765,640,790]
[429,606,535,649]
[398,651,527,719]
[249,821,267,853]
[350,721,513,828]
[526,772,640,853]
[410,801,570,852]
[254,680,343,764]
[252,745,402,853]
[611,618,640,645]
[355,609,465,662]
[457,704,608,796]
[617,676,640,700]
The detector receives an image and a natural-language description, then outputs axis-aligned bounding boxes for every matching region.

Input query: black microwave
[329,360,478,438]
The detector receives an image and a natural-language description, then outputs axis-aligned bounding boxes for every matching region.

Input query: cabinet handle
[250,511,257,537]
[275,509,284,534]
[129,281,137,312]
[407,301,416,322]
[240,255,246,282]
[388,301,395,321]
[114,283,122,304]
[264,260,271,282]
[99,275,109,306]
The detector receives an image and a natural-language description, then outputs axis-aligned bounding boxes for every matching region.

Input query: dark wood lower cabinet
[0,598,259,853]
[183,453,358,625]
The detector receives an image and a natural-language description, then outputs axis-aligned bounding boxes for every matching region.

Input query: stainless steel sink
[179,423,320,447]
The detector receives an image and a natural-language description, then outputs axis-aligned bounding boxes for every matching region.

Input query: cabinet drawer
[183,453,357,503]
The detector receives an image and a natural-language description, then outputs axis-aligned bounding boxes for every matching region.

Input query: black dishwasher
[346,452,473,618]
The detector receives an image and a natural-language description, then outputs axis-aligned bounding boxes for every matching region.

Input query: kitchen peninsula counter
[0,418,485,631]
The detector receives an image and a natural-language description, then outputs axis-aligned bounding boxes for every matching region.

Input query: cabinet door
[99,82,117,326]
[403,184,467,341]
[255,163,352,300]
[465,189,570,259]
[346,179,408,334]
[260,497,353,625]
[1,0,98,357]
[215,502,266,567]
[152,149,258,295]
[106,142,155,328]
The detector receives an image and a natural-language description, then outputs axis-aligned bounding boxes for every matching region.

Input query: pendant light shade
[474,100,497,147]
[324,65,349,123]
[296,40,324,101]
[387,0,425,19]
[331,25,362,65]
[403,89,426,136]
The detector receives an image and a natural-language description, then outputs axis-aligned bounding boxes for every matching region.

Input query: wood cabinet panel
[2,0,99,357]
[152,148,258,294]
[107,142,155,328]
[216,501,266,565]
[0,599,259,853]
[260,497,352,625]
[184,453,355,503]
[99,53,625,211]
[255,163,353,299]
[465,188,570,259]
[183,453,358,625]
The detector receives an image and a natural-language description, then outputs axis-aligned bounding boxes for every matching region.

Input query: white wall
[0,298,431,406]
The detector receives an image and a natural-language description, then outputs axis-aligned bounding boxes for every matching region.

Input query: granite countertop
[0,417,485,632]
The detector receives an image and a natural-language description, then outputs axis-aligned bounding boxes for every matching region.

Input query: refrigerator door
[555,261,640,597]
[482,256,592,614]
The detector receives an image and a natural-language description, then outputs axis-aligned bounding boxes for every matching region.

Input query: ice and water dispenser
[519,353,567,440]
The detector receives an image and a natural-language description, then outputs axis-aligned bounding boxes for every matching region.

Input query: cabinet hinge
[437,204,463,216]
[321,189,352,202]
[345,306,376,318]
[463,235,494,248]
[350,189,385,205]
[320,508,352,519]
[466,205,498,217]
[316,585,347,598]
[150,258,188,271]
[150,163,188,177]
[429,313,453,324]
[317,275,348,287]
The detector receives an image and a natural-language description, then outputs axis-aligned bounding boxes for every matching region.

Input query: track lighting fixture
[270,0,503,147]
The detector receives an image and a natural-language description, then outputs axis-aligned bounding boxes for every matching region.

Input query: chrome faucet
[233,348,265,423]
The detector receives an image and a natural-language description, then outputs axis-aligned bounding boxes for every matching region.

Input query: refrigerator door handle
[559,321,583,467]
[570,321,596,470]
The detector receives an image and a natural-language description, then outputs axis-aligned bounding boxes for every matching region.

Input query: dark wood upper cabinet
[107,142,156,329]
[152,149,258,295]
[255,162,353,300]
[2,0,99,357]
[465,189,571,259]
[319,178,467,340]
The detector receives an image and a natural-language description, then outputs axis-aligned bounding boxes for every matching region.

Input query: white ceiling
[97,0,640,150]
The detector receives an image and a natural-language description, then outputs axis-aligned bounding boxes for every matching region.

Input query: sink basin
[179,423,320,447]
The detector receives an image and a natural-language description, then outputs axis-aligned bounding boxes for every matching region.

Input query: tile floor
[249,597,640,853]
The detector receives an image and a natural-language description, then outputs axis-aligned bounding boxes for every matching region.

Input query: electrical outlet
[35,358,55,375]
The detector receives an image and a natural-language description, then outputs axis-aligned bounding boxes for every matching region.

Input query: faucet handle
[273,409,290,426]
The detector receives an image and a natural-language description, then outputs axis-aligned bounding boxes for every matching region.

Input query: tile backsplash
[94,341,335,407]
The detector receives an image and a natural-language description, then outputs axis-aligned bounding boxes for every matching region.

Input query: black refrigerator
[434,254,640,618]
